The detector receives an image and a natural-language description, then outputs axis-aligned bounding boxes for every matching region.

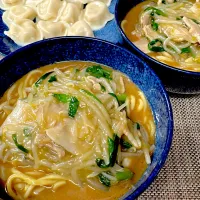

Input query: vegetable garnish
[181,47,191,54]
[116,169,133,181]
[151,18,158,31]
[80,89,102,103]
[120,139,132,149]
[68,97,79,118]
[98,173,111,187]
[86,65,112,80]
[109,93,127,106]
[108,134,120,167]
[145,7,167,17]
[12,134,29,153]
[96,134,120,168]
[35,71,52,87]
[136,123,140,130]
[23,128,31,137]
[53,94,79,118]
[48,75,57,83]
[53,94,71,103]
[148,39,165,52]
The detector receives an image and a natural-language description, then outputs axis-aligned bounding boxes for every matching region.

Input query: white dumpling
[25,0,43,10]
[4,19,42,46]
[2,5,36,27]
[37,20,69,39]
[65,0,83,9]
[68,20,94,37]
[56,2,81,24]
[37,0,62,21]
[0,0,24,10]
[81,1,113,31]
[66,0,111,6]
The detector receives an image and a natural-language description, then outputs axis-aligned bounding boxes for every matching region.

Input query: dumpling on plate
[2,5,36,27]
[4,19,42,46]
[55,2,81,25]
[0,0,24,10]
[37,20,69,39]
[36,0,62,21]
[81,1,113,31]
[68,20,94,37]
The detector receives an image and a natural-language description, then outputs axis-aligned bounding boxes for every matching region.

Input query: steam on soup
[122,0,200,72]
[0,61,155,200]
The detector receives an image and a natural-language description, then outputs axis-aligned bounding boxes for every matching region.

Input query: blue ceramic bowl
[0,37,173,199]
[115,0,200,94]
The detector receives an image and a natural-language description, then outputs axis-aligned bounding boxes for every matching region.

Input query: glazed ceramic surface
[0,37,173,199]
[115,0,200,94]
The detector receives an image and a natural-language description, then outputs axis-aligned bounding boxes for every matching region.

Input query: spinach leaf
[96,158,109,168]
[68,97,79,118]
[35,72,52,87]
[98,173,111,187]
[192,19,200,24]
[12,134,29,153]
[109,93,127,106]
[148,39,165,52]
[86,65,112,80]
[116,169,133,181]
[53,94,71,103]
[117,94,127,105]
[181,47,191,54]
[80,89,102,103]
[96,134,119,168]
[152,19,158,31]
[145,7,167,16]
[120,139,132,149]
[108,134,120,167]
[48,75,57,83]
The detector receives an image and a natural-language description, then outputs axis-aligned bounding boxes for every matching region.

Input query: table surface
[139,94,200,199]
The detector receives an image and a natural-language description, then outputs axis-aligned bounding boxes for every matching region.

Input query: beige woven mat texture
[139,94,200,200]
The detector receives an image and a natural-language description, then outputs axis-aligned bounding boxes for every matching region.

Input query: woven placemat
[139,94,200,200]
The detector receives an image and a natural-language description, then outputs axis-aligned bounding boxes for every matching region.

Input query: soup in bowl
[0,37,173,199]
[115,0,200,93]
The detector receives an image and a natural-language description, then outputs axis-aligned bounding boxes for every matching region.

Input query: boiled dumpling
[66,0,111,6]
[2,5,36,27]
[0,0,24,10]
[37,0,62,21]
[37,20,69,39]
[65,0,83,9]
[25,0,43,11]
[55,2,81,24]
[4,19,42,46]
[81,1,113,31]
[68,20,94,37]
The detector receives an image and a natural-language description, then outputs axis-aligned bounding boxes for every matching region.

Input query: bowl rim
[0,36,174,199]
[114,0,200,77]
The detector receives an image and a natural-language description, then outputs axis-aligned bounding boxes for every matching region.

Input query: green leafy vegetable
[116,169,133,181]
[145,7,167,16]
[80,89,102,103]
[86,65,112,80]
[192,19,200,24]
[35,72,52,87]
[48,75,57,83]
[109,93,127,106]
[98,173,111,187]
[75,69,80,73]
[181,47,191,54]
[96,158,109,168]
[100,84,106,92]
[108,134,120,167]
[68,97,79,118]
[117,94,127,105]
[23,128,31,137]
[53,93,71,103]
[12,134,29,153]
[120,139,132,149]
[151,19,158,31]
[148,39,165,52]
[96,134,119,168]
